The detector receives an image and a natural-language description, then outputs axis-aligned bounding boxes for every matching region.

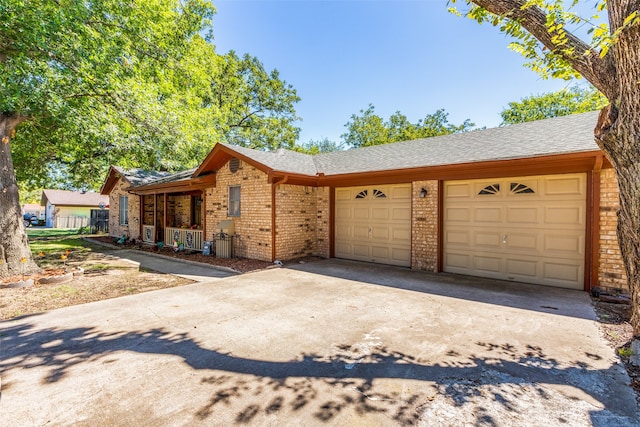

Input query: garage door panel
[543,262,581,283]
[336,189,352,200]
[391,186,411,199]
[391,248,411,263]
[371,246,389,260]
[392,227,411,242]
[545,176,584,195]
[506,259,538,278]
[474,207,502,223]
[336,207,351,218]
[353,207,370,220]
[447,207,471,222]
[545,206,583,225]
[473,255,502,273]
[371,226,389,240]
[507,207,538,223]
[353,244,370,258]
[544,235,583,255]
[474,232,501,248]
[446,252,471,269]
[507,234,538,251]
[447,230,470,245]
[336,224,351,237]
[353,225,369,239]
[372,208,389,220]
[392,207,411,221]
[444,174,585,290]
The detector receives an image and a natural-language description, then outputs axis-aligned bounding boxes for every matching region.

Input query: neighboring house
[22,203,45,220]
[41,190,109,229]
[100,111,626,293]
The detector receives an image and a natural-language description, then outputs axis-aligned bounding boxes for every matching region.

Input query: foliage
[293,138,345,154]
[1,1,300,191]
[341,104,475,148]
[501,85,607,125]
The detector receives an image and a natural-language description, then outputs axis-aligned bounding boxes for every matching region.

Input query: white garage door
[443,174,586,289]
[335,184,411,267]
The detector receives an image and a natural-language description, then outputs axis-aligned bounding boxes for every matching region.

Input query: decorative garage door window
[355,189,387,199]
[185,231,194,249]
[510,182,535,194]
[373,189,387,198]
[478,183,500,195]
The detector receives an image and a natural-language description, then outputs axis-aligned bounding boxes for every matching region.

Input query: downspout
[271,175,289,262]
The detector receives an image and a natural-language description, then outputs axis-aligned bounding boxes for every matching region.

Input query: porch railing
[142,225,155,244]
[165,226,204,251]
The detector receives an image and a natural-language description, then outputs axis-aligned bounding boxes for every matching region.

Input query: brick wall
[275,184,317,260]
[204,159,272,261]
[172,195,192,227]
[315,187,330,258]
[108,177,140,239]
[411,180,439,271]
[598,168,628,290]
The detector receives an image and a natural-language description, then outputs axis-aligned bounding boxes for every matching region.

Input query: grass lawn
[26,228,107,268]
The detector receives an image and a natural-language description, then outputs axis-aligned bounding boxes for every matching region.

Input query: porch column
[153,192,157,242]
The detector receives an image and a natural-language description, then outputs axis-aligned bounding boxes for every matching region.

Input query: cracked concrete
[1,258,638,426]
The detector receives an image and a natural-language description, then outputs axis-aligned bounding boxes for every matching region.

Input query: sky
[211,0,591,145]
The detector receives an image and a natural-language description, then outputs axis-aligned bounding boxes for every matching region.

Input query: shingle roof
[41,190,109,207]
[312,111,600,175]
[118,111,601,190]
[218,143,319,176]
[114,167,174,186]
[129,168,197,187]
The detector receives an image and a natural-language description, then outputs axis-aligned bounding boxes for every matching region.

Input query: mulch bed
[86,235,275,273]
[591,297,640,401]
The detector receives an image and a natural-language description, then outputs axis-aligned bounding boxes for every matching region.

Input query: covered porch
[130,171,215,251]
[140,192,205,250]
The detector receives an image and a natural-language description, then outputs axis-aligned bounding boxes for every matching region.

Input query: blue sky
[211,1,589,145]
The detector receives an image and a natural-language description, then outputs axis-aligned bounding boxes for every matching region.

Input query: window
[228,186,241,217]
[119,195,129,226]
[478,184,500,195]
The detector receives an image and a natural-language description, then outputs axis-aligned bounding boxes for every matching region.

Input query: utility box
[215,220,235,258]
[217,220,235,235]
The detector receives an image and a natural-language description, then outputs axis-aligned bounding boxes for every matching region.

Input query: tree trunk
[0,113,40,278]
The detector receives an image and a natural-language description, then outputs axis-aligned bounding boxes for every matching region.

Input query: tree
[342,104,475,148]
[293,138,345,154]
[0,0,216,278]
[450,0,640,334]
[501,85,607,124]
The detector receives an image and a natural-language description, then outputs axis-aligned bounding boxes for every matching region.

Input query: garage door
[443,174,586,289]
[335,184,411,267]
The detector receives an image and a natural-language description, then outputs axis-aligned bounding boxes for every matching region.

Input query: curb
[119,250,241,275]
[38,272,74,285]
[81,237,124,250]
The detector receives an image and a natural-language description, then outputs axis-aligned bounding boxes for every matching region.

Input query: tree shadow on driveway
[1,321,637,425]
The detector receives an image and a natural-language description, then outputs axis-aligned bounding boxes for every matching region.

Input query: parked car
[23,213,39,227]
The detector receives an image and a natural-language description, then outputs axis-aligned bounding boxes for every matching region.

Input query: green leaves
[500,85,606,124]
[3,0,300,191]
[342,104,475,148]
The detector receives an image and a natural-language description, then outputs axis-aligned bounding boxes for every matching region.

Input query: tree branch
[470,0,618,100]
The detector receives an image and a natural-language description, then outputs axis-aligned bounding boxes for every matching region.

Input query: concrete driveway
[1,259,638,426]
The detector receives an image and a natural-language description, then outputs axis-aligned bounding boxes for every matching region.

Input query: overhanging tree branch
[470,0,618,100]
